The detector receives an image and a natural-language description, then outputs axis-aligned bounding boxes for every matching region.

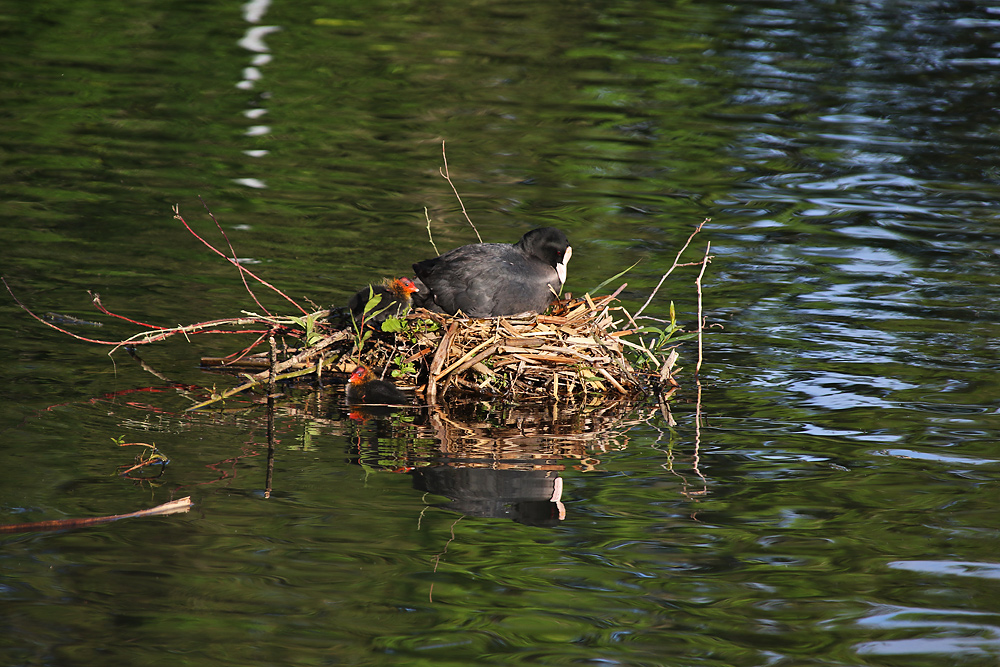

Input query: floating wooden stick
[0,497,193,534]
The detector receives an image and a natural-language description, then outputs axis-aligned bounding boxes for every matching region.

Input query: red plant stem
[4,279,277,351]
[224,330,272,363]
[198,197,273,317]
[89,291,168,330]
[173,205,309,316]
[4,278,125,346]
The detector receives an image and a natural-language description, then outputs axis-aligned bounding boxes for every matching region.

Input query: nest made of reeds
[192,288,684,410]
[397,293,665,402]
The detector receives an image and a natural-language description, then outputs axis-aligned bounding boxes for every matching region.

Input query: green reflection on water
[4,0,1000,665]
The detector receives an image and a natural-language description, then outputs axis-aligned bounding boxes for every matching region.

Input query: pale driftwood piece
[0,497,193,534]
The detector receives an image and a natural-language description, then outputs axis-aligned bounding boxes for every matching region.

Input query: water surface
[3,0,1000,665]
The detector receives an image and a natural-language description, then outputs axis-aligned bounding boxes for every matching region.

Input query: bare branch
[439,141,482,243]
[634,218,708,319]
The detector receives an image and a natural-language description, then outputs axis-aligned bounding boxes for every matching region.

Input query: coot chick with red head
[348,277,419,327]
[411,227,571,318]
[346,365,408,405]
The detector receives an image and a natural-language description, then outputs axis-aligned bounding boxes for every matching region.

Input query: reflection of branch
[429,514,463,603]
[265,336,278,499]
[691,378,708,497]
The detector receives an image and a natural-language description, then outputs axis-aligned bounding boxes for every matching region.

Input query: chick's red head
[391,277,419,297]
[349,366,371,385]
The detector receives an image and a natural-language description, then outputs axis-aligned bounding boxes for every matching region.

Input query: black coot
[348,277,419,327]
[411,227,571,318]
[346,365,408,404]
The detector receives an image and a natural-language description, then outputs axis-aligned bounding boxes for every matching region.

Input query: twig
[438,141,482,243]
[89,291,167,330]
[695,241,712,379]
[173,205,309,315]
[108,317,274,355]
[4,278,128,346]
[199,196,273,317]
[634,218,708,318]
[0,497,192,533]
[267,334,278,398]
[224,330,272,365]
[426,321,459,404]
[423,207,439,255]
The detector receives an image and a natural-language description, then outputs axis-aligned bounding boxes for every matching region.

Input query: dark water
[4,0,1000,665]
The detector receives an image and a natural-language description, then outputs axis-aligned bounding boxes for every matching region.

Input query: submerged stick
[0,497,193,534]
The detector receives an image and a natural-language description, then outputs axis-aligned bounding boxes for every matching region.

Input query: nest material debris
[196,290,681,408]
[415,293,650,401]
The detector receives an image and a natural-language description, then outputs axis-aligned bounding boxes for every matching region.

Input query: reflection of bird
[346,366,408,405]
[411,467,566,527]
[348,277,419,327]
[411,227,572,318]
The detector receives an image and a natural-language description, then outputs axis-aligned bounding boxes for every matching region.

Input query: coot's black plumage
[348,277,419,327]
[411,227,572,318]
[346,366,408,405]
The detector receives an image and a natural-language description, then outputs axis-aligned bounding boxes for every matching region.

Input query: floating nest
[6,203,707,411]
[193,289,685,410]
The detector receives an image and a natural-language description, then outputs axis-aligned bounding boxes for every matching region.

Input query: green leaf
[381,316,404,333]
[589,259,642,294]
[363,289,383,314]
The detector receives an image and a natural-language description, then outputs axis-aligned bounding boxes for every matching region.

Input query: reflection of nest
[347,398,659,527]
[348,396,643,475]
[422,398,640,469]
